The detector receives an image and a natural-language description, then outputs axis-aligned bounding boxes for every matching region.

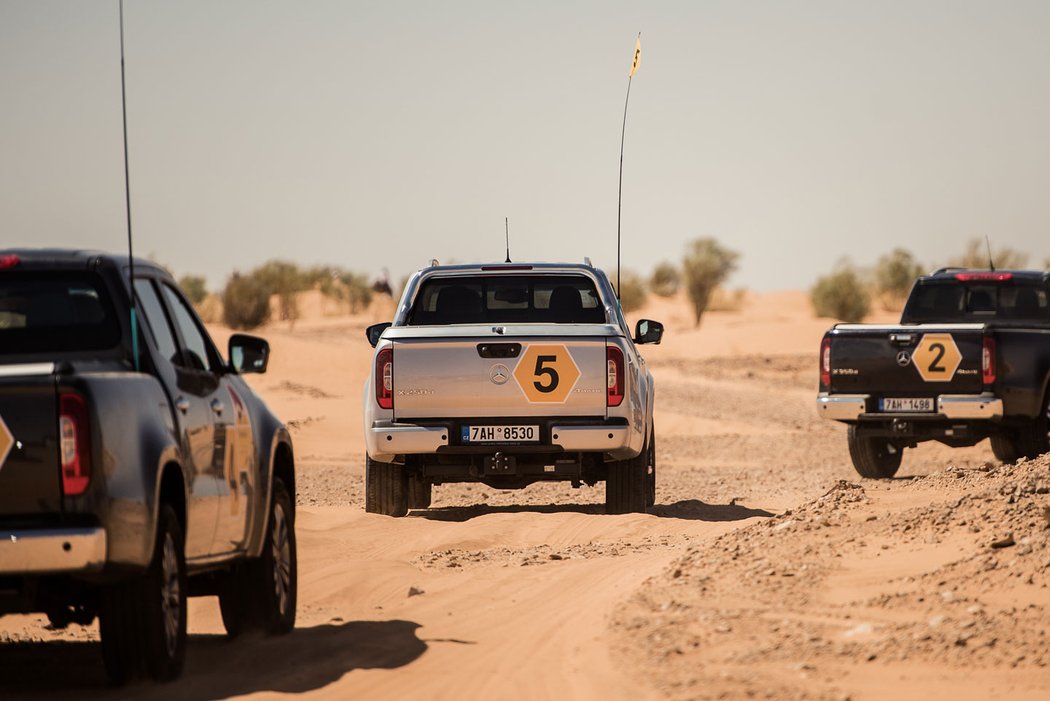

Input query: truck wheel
[846,425,903,479]
[606,444,649,515]
[407,475,432,510]
[645,432,657,508]
[365,455,408,517]
[991,433,1022,463]
[99,504,187,684]
[219,478,297,637]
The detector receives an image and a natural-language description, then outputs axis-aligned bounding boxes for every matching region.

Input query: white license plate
[462,425,540,443]
[880,397,935,412]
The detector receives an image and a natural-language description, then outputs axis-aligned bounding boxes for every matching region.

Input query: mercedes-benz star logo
[489,363,510,385]
[896,350,912,367]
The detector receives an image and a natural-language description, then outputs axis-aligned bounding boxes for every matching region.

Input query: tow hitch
[485,452,517,475]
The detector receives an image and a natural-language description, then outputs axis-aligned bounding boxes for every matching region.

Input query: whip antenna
[985,235,995,271]
[118,0,139,370]
[505,217,511,263]
[616,33,641,301]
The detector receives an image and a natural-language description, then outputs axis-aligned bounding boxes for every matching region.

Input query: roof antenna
[119,0,139,371]
[505,217,511,263]
[985,235,995,271]
[616,32,642,301]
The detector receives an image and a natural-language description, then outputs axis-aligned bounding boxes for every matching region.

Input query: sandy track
[2,292,1046,699]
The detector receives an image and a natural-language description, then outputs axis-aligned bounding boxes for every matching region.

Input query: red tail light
[606,345,625,407]
[375,347,393,409]
[955,272,1012,282]
[0,254,21,270]
[982,337,996,385]
[820,335,832,388]
[59,393,91,496]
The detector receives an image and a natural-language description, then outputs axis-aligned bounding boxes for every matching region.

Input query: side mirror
[229,334,270,374]
[634,319,664,345]
[366,322,392,348]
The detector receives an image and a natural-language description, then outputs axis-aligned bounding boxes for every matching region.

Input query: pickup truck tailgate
[391,334,609,419]
[0,373,61,516]
[829,324,985,395]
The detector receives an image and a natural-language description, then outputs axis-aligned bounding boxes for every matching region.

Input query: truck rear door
[390,329,610,419]
[0,370,62,518]
[828,324,985,398]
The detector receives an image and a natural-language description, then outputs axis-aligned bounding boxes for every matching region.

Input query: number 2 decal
[927,343,946,373]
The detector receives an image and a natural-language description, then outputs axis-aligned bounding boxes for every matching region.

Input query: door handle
[210,399,224,416]
[175,397,190,414]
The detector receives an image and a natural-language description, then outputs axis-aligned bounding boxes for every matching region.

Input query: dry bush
[811,262,870,322]
[177,275,208,307]
[951,238,1028,269]
[196,294,223,324]
[618,271,648,313]
[682,238,739,327]
[649,262,680,297]
[252,260,309,324]
[874,248,924,311]
[707,287,747,312]
[222,272,272,330]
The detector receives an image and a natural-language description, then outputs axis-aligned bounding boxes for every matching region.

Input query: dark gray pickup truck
[0,249,296,683]
[817,268,1050,478]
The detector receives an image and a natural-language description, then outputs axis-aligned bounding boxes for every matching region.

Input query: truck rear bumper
[0,527,106,575]
[367,418,633,461]
[816,392,1003,421]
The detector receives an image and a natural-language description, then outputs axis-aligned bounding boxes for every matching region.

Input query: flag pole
[617,33,641,301]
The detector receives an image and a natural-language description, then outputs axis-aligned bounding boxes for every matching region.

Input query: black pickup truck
[817,268,1050,478]
[0,249,296,683]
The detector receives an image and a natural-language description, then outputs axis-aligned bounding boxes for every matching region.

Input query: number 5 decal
[513,344,581,403]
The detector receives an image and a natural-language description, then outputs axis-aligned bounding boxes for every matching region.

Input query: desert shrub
[617,271,648,313]
[811,262,871,322]
[177,275,208,306]
[951,238,1028,270]
[222,272,272,330]
[707,287,747,312]
[874,248,924,310]
[340,272,374,313]
[196,294,223,324]
[649,262,680,297]
[682,238,739,327]
[251,260,309,323]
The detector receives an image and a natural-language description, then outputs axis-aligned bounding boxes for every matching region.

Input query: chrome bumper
[816,392,1003,421]
[816,393,869,420]
[938,394,1003,419]
[369,422,632,454]
[0,527,107,575]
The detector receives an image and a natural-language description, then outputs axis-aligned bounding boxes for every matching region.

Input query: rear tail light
[820,336,832,388]
[0,254,20,270]
[375,347,393,409]
[606,346,625,407]
[59,393,92,496]
[982,337,996,385]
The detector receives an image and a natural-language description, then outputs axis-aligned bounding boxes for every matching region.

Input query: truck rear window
[0,272,121,354]
[902,281,1050,323]
[407,275,606,325]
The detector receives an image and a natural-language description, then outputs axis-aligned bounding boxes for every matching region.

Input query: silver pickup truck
[362,262,663,515]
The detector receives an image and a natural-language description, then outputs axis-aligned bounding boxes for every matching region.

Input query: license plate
[879,397,935,412]
[462,425,540,443]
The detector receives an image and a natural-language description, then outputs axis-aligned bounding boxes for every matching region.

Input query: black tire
[407,476,432,510]
[365,455,408,517]
[991,433,1021,463]
[846,425,903,479]
[606,443,649,515]
[219,478,297,637]
[99,504,187,684]
[642,430,651,505]
[994,412,1050,463]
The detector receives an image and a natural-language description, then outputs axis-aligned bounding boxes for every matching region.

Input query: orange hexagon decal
[0,414,13,473]
[912,333,962,383]
[513,344,581,403]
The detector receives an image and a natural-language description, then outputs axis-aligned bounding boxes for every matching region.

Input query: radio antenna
[118,0,139,371]
[505,217,511,263]
[616,33,641,301]
[985,235,995,271]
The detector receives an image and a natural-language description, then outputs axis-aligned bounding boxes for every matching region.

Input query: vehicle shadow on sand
[415,500,773,522]
[0,619,426,700]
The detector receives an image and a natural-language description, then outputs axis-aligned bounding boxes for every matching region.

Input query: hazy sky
[2,0,1049,291]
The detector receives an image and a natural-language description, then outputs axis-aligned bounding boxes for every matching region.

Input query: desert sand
[1,289,1048,700]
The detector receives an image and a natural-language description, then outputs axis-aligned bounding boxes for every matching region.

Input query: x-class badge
[489,364,510,385]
